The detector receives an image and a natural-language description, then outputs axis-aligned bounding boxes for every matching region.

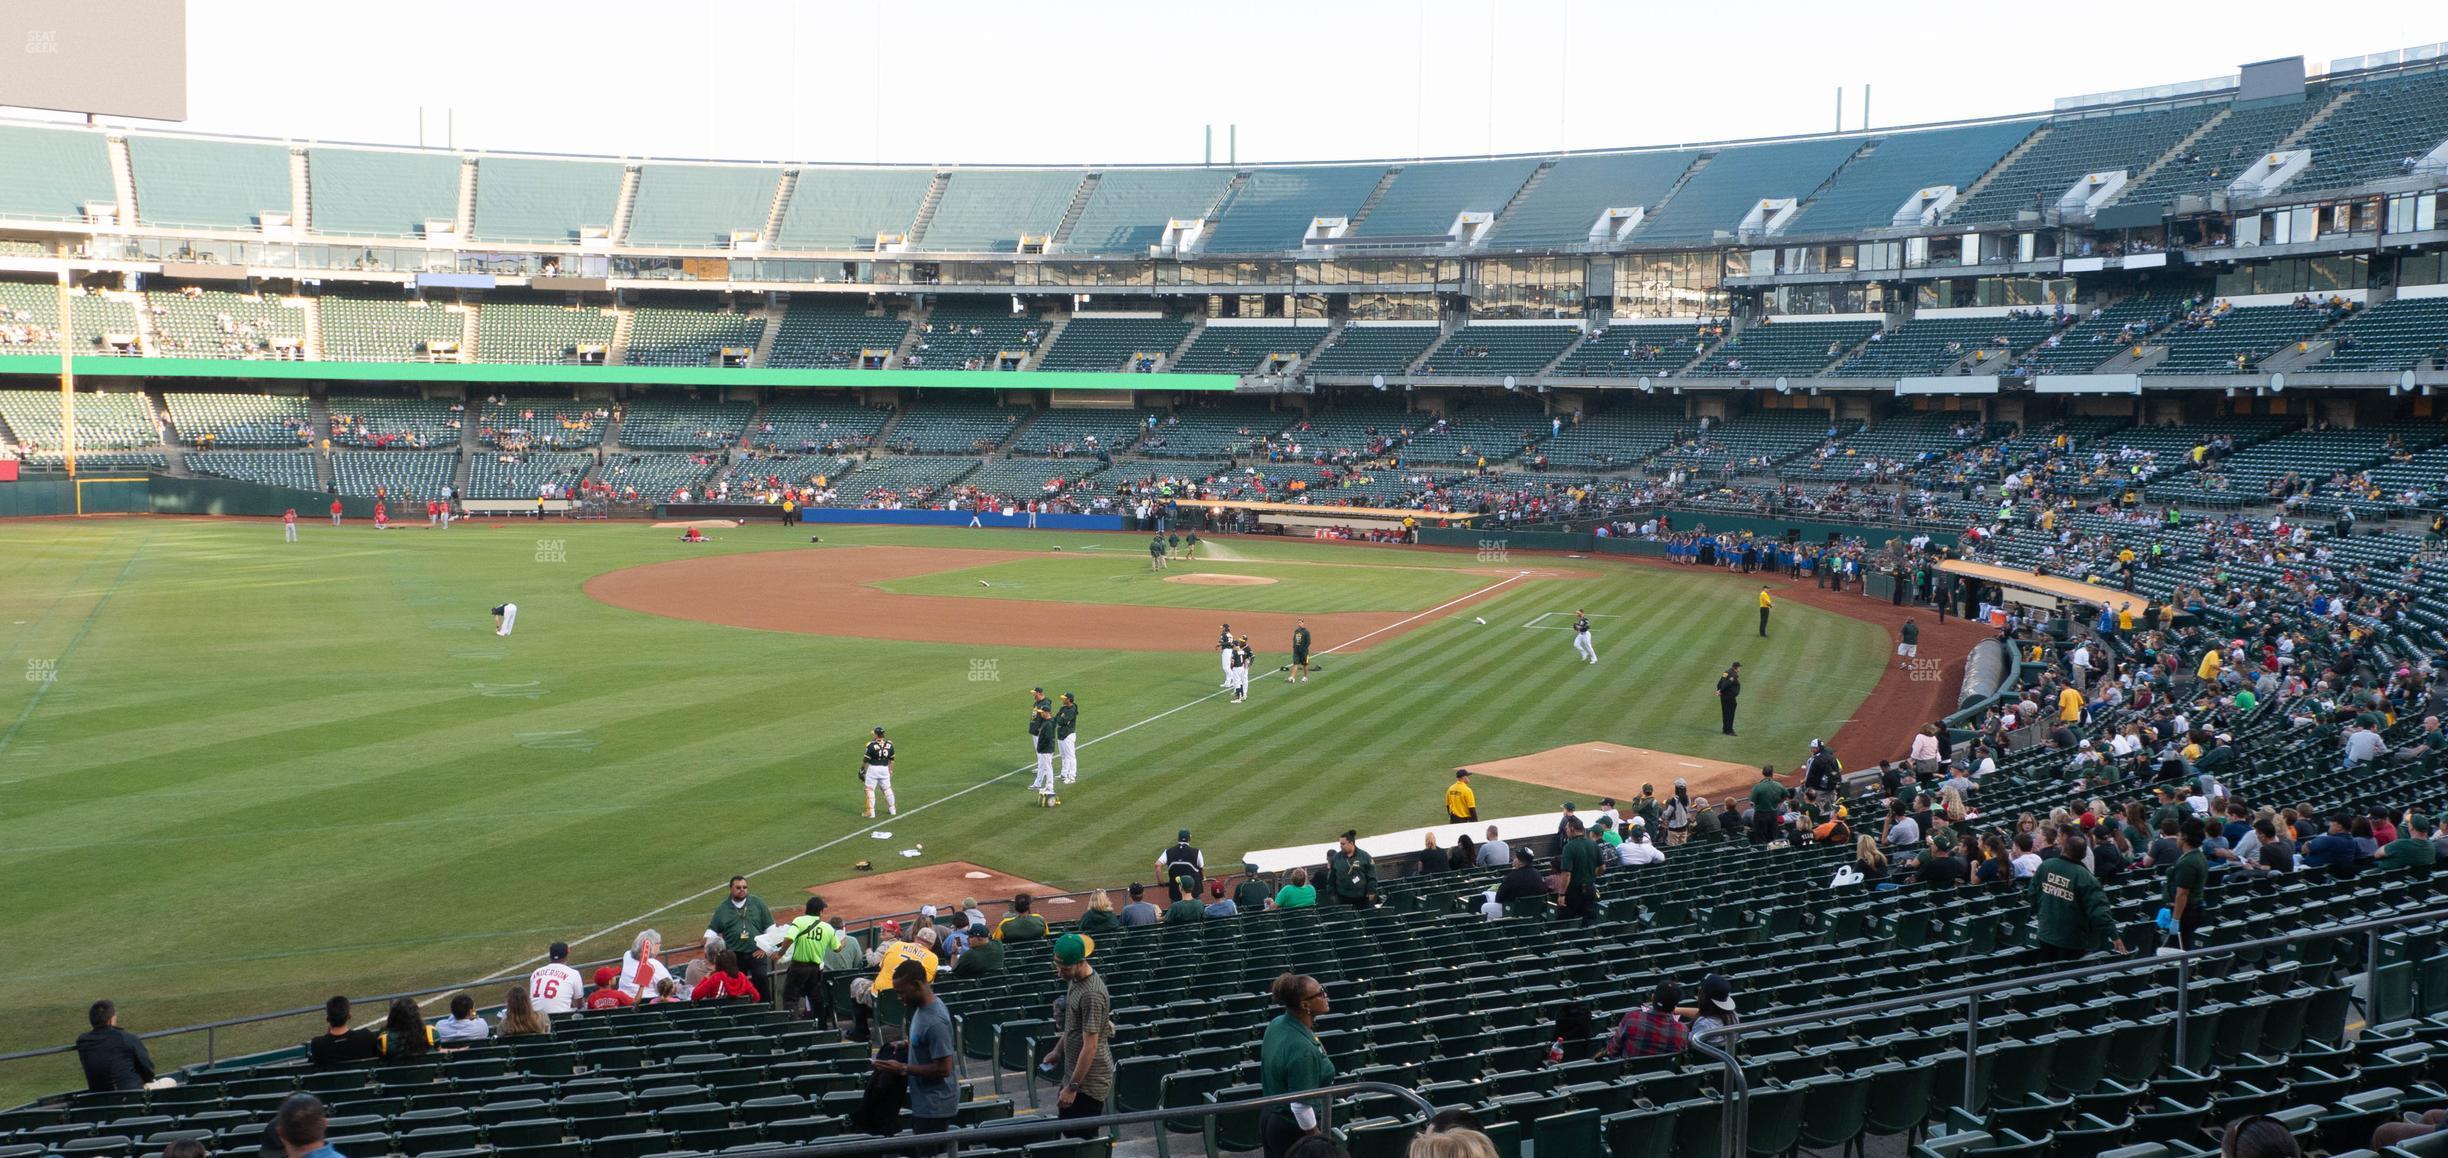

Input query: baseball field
[0,516,1919,1101]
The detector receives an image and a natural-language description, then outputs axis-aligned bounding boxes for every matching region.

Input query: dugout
[1184,499,1480,538]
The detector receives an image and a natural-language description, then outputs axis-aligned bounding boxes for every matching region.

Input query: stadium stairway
[906,174,948,247]
[1947,124,2054,218]
[748,304,783,367]
[452,413,477,497]
[144,388,192,477]
[608,309,636,368]
[1029,315,1072,371]
[1481,159,1556,240]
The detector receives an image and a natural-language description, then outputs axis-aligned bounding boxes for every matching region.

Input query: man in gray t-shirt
[876,962,958,1136]
[1118,883,1160,927]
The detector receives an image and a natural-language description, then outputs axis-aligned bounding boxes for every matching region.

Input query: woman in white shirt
[617,929,674,999]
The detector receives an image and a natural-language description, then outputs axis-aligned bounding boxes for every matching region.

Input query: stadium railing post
[2172,957,2191,1070]
[1961,992,1980,1115]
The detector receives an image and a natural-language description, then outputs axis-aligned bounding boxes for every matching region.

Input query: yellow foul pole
[56,271,75,478]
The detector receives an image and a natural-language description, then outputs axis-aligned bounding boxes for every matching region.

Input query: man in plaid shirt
[1598,982,1691,1059]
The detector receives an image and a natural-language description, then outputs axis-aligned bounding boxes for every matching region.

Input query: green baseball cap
[1053,932,1096,966]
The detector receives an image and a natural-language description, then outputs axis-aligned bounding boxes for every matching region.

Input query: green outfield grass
[875,551,1493,612]
[0,519,1886,1102]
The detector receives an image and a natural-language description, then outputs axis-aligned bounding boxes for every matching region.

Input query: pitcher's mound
[1165,573,1277,586]
[1469,742,1759,803]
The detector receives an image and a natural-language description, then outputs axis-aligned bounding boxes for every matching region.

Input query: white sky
[31,0,2448,165]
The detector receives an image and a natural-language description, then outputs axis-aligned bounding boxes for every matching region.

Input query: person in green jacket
[708,876,776,1002]
[950,924,1005,977]
[1325,831,1376,909]
[1749,766,1788,816]
[1076,890,1124,935]
[1163,884,1205,925]
[2029,832,2126,961]
[1272,867,1317,910]
[1259,972,1337,1158]
[2380,815,2440,870]
[993,893,1049,942]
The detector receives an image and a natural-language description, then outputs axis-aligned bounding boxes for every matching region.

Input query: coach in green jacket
[1326,831,1376,908]
[2029,833,2124,961]
[709,875,777,999]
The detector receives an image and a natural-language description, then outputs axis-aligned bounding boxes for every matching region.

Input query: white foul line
[437,569,1536,998]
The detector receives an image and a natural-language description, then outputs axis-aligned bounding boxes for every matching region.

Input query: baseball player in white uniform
[861,726,897,818]
[1055,693,1079,784]
[493,602,519,636]
[527,942,581,1014]
[1217,623,1235,688]
[1227,636,1252,703]
[1572,609,1597,664]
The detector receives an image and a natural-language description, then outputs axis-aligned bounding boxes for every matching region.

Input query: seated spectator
[1078,889,1124,935]
[1915,834,1969,887]
[582,967,634,1011]
[1692,798,1722,839]
[1417,832,1448,874]
[376,997,434,1060]
[1884,800,1920,847]
[1618,827,1665,866]
[693,950,764,1002]
[2301,814,2360,873]
[1596,981,1690,1059]
[616,929,673,1000]
[1851,836,1889,881]
[994,894,1048,941]
[433,994,490,1043]
[498,985,551,1039]
[1204,879,1239,917]
[648,978,683,1005]
[1409,1126,1501,1158]
[1164,881,1205,925]
[1273,867,1319,909]
[307,996,380,1065]
[2373,1109,2447,1150]
[75,1000,156,1092]
[2381,814,2438,870]
[1476,826,1511,868]
[2221,1113,2304,1156]
[274,1094,335,1158]
[1495,847,1550,905]
[952,921,1004,977]
[1235,873,1276,912]
[1119,883,1160,927]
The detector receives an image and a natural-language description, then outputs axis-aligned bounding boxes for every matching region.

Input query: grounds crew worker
[1757,586,1773,637]
[776,897,847,1020]
[1717,663,1743,736]
[1157,829,1204,894]
[2030,831,2125,961]
[1446,769,1478,823]
[1326,830,1377,908]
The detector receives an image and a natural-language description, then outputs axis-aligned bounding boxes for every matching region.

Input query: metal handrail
[1689,903,2448,1158]
[785,1079,1433,1156]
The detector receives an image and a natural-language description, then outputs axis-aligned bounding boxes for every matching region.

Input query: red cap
[594,966,618,986]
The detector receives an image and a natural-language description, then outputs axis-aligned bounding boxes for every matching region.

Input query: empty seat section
[325,396,458,449]
[1305,325,1441,375]
[317,294,465,363]
[184,450,319,490]
[1034,316,1192,371]
[1202,166,1385,253]
[468,451,593,499]
[0,282,140,356]
[1417,324,1579,376]
[764,300,910,369]
[1637,137,1860,243]
[146,290,308,359]
[1687,320,1878,377]
[164,392,314,447]
[127,136,292,230]
[915,170,1082,253]
[725,453,859,493]
[907,303,1043,371]
[476,301,617,364]
[2290,70,2448,191]
[1783,121,2037,236]
[839,455,979,501]
[1009,408,1149,456]
[956,458,1106,503]
[626,164,780,249]
[2017,286,2208,374]
[1351,159,1539,238]
[2313,297,2448,371]
[2110,99,2325,209]
[0,123,113,222]
[1537,404,1690,469]
[1133,405,1291,458]
[597,452,717,499]
[479,397,602,450]
[1399,398,1548,464]
[1171,323,1329,374]
[472,157,624,245]
[749,397,892,454]
[1655,409,1847,474]
[308,148,462,238]
[1063,169,1234,253]
[329,450,456,498]
[0,389,158,465]
[2143,303,2337,374]
[616,398,751,450]
[624,301,767,367]
[1551,321,1719,378]
[1831,315,2057,378]
[880,398,1024,454]
[773,168,932,250]
[1485,150,1700,247]
[1947,104,2213,226]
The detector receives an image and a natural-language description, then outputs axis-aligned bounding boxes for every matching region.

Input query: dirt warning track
[582,545,1555,653]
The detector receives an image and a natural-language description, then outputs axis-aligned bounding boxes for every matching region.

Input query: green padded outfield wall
[147,474,377,519]
[0,355,1239,392]
[0,476,151,516]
